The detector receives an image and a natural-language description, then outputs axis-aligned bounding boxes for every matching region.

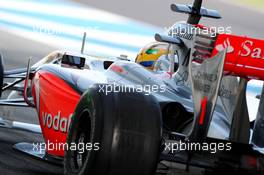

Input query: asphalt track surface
[0,127,62,175]
[74,0,264,38]
[0,0,263,175]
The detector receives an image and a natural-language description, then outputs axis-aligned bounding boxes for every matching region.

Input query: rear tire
[64,84,162,175]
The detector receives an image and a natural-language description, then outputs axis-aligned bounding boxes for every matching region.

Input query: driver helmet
[135,42,169,70]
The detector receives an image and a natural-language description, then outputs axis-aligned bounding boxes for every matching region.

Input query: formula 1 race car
[1,0,264,175]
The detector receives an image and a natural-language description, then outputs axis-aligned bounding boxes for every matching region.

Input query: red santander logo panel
[213,34,264,80]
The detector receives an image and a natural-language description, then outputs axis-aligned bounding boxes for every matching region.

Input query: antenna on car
[170,0,221,25]
[0,53,4,98]
[187,0,202,24]
[81,32,86,54]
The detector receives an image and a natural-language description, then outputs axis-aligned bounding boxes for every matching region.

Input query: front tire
[64,84,162,175]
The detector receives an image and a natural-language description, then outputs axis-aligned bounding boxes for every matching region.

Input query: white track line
[0,0,128,24]
[0,11,154,48]
[0,25,138,57]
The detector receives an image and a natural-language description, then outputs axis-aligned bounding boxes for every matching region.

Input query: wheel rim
[70,110,92,172]
[76,133,86,168]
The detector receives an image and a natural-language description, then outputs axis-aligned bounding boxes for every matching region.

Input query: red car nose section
[33,70,80,157]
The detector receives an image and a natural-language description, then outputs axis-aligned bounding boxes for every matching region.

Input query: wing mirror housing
[61,54,85,69]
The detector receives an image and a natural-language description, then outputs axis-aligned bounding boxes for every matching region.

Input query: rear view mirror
[61,54,85,69]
